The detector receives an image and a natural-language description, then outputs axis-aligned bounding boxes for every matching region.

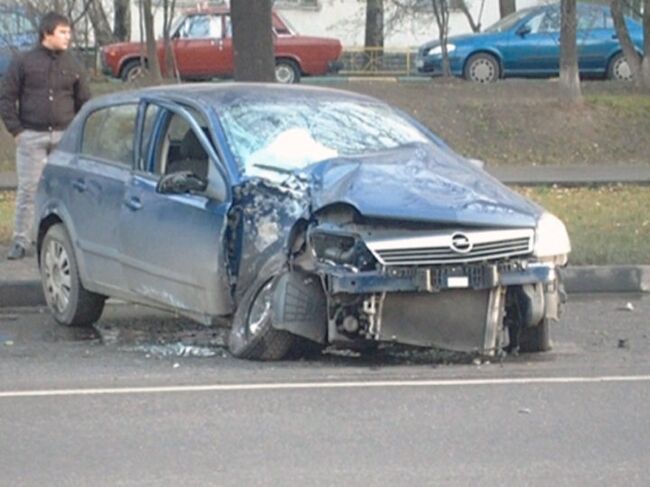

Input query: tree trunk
[231,0,275,82]
[610,0,642,85]
[642,0,650,89]
[142,0,162,84]
[162,0,178,80]
[499,0,516,19]
[113,0,131,42]
[365,0,384,48]
[87,0,115,45]
[431,0,451,77]
[559,0,582,103]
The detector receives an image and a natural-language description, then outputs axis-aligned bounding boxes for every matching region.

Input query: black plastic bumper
[327,263,556,295]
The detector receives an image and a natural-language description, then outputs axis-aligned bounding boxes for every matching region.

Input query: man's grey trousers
[13,129,63,248]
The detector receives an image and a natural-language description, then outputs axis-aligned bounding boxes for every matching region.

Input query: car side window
[137,104,161,172]
[577,7,598,31]
[82,104,138,166]
[602,11,614,29]
[179,14,222,39]
[538,10,561,33]
[525,13,546,34]
[152,111,210,180]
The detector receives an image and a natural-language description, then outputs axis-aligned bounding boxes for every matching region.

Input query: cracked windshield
[218,100,429,178]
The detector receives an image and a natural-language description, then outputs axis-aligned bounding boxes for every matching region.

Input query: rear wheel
[607,53,633,81]
[228,278,296,360]
[464,53,500,83]
[121,59,146,82]
[275,59,301,84]
[40,224,105,327]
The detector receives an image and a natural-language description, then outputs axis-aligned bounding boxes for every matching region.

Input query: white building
[132,0,545,50]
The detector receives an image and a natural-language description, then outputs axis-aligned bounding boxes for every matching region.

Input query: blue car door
[502,8,561,75]
[66,103,136,293]
[118,101,233,318]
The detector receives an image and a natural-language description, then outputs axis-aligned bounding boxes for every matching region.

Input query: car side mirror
[516,25,531,37]
[157,170,208,195]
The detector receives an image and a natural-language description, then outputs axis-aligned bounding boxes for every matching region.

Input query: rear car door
[577,6,620,74]
[118,100,233,317]
[67,103,137,293]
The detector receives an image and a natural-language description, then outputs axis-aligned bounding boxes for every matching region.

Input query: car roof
[88,83,385,111]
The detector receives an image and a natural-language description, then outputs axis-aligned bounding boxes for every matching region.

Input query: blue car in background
[0,6,37,78]
[417,3,644,83]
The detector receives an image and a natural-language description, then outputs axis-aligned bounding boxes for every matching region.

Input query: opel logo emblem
[450,233,472,254]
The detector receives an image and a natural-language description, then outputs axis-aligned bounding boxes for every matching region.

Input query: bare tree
[141,0,162,83]
[459,0,485,33]
[231,0,275,82]
[559,0,582,103]
[499,0,516,19]
[161,0,178,80]
[87,0,115,45]
[431,0,452,77]
[643,0,650,88]
[611,0,650,89]
[365,0,384,49]
[113,0,130,42]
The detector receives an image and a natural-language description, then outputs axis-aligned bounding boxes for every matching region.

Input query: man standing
[0,12,90,260]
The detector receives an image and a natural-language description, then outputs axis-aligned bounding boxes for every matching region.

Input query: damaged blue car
[35,83,571,360]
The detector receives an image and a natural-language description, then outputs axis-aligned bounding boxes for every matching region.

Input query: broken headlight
[310,231,376,269]
[533,212,571,264]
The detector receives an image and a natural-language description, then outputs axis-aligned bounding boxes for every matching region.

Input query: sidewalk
[1,164,649,308]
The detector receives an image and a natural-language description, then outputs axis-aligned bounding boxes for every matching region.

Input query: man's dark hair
[38,11,71,42]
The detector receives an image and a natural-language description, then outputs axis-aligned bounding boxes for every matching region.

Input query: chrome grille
[366,229,534,265]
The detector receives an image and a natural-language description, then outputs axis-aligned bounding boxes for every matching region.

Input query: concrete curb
[0,280,45,308]
[1,265,648,309]
[562,265,650,294]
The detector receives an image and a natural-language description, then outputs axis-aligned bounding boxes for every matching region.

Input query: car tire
[228,277,296,360]
[40,224,106,327]
[517,319,552,353]
[121,59,146,83]
[464,53,500,83]
[274,59,301,84]
[607,52,633,81]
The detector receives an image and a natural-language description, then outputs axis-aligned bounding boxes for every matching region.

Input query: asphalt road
[1,293,649,486]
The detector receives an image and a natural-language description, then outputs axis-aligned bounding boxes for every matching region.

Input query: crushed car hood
[306,143,541,228]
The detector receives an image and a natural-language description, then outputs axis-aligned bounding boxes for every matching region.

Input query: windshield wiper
[251,163,295,175]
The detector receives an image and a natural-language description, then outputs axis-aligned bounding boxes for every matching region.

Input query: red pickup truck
[100,7,343,83]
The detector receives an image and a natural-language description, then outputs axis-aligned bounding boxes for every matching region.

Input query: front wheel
[607,53,633,81]
[228,278,295,360]
[275,59,301,84]
[464,53,500,83]
[517,319,552,353]
[40,224,105,327]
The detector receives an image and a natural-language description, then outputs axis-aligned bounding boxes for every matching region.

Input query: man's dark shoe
[6,242,26,260]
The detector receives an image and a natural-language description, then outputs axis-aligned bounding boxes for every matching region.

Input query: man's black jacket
[0,44,91,136]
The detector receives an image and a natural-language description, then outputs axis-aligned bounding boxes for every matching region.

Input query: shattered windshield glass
[218,100,430,177]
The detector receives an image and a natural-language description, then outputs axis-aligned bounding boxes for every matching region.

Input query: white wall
[131,0,547,50]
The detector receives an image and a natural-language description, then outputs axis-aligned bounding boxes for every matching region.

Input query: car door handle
[72,179,86,192]
[612,34,618,39]
[124,196,142,211]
